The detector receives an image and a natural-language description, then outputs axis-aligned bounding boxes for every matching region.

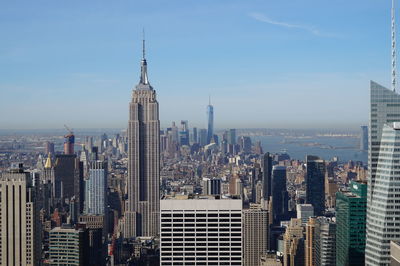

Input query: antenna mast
[393,0,397,91]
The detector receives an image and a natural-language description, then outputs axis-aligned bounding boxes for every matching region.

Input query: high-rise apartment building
[306,155,326,216]
[0,164,40,266]
[84,160,107,215]
[125,39,160,238]
[207,99,214,144]
[336,180,367,266]
[243,204,269,266]
[160,196,242,265]
[366,123,400,265]
[271,165,288,225]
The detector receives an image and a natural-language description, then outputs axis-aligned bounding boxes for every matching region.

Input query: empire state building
[125,39,160,238]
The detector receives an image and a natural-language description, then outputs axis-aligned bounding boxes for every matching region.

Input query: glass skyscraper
[336,180,367,266]
[84,161,107,215]
[207,101,214,144]
[366,81,400,265]
[366,123,400,265]
[305,155,326,216]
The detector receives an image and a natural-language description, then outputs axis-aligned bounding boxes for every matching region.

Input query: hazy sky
[0,0,394,129]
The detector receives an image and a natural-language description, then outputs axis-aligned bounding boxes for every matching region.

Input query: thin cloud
[249,12,339,38]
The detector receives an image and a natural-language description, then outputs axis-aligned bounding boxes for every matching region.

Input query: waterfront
[252,135,367,163]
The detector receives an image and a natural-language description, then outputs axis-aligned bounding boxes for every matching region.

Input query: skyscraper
[306,155,326,216]
[207,97,214,144]
[366,123,400,265]
[261,152,273,201]
[125,38,160,238]
[360,125,368,151]
[271,165,288,225]
[160,196,242,265]
[315,217,336,266]
[84,160,107,215]
[243,204,269,266]
[336,180,367,266]
[0,164,40,266]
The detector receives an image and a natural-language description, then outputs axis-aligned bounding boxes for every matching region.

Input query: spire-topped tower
[392,0,397,91]
[137,30,151,88]
[125,34,160,238]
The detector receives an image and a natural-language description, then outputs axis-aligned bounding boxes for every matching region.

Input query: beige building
[125,39,160,238]
[283,218,304,266]
[0,164,40,266]
[305,217,316,266]
[243,204,269,266]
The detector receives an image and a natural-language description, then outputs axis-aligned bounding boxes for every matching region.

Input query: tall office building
[336,180,367,266]
[239,136,252,153]
[305,155,326,216]
[199,129,208,147]
[192,127,198,143]
[315,217,336,266]
[360,125,368,151]
[243,204,269,266]
[228,128,237,145]
[0,164,40,266]
[261,152,273,201]
[160,196,242,265]
[366,123,400,265]
[48,225,87,265]
[283,218,304,266]
[125,39,160,238]
[179,120,190,146]
[207,98,214,144]
[271,165,288,225]
[305,217,316,266]
[54,154,84,211]
[84,160,107,215]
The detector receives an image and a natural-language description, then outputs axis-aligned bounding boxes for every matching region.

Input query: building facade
[366,123,400,265]
[0,164,40,266]
[336,180,367,266]
[243,204,269,266]
[160,197,242,265]
[125,40,160,238]
[84,160,107,215]
[306,155,326,216]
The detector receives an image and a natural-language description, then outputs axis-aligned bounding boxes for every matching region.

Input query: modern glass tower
[207,98,214,144]
[305,155,326,216]
[84,161,107,215]
[336,180,367,266]
[125,39,160,238]
[366,123,400,265]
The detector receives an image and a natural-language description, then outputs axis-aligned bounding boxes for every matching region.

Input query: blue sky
[0,0,394,129]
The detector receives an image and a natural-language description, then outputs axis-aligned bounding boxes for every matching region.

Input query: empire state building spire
[137,32,152,89]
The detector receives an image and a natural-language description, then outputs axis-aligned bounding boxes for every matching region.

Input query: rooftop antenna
[142,28,146,60]
[392,0,397,92]
[209,95,211,105]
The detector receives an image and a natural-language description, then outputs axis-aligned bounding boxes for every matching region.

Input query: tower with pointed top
[124,38,160,238]
[206,97,214,145]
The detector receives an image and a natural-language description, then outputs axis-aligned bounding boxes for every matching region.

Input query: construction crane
[64,124,74,135]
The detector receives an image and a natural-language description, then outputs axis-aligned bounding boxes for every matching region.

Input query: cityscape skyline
[0,0,395,129]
